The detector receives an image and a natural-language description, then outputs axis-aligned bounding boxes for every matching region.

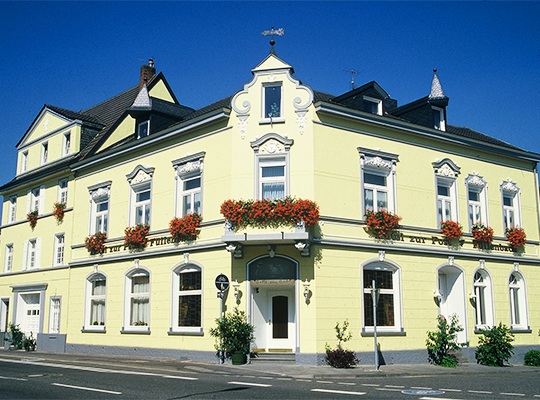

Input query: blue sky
[1,1,539,193]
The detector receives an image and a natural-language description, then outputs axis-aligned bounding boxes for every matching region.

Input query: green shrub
[426,314,466,367]
[524,350,540,366]
[4,323,24,349]
[475,323,514,366]
[325,320,359,368]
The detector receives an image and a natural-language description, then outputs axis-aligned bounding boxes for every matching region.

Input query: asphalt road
[0,353,539,399]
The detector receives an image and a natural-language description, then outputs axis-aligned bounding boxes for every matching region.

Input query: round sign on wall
[215,274,230,291]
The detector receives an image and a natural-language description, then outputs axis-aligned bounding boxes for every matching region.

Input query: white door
[267,290,295,350]
[438,268,468,344]
[22,294,40,336]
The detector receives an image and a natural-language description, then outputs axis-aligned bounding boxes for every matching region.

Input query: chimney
[140,59,156,88]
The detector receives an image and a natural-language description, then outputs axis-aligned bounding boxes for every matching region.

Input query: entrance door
[267,290,294,350]
[21,294,40,336]
[438,267,467,344]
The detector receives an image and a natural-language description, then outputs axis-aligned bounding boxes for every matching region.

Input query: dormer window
[21,151,28,173]
[63,132,71,156]
[263,83,282,120]
[138,120,149,139]
[432,107,445,130]
[363,96,382,115]
[41,142,48,165]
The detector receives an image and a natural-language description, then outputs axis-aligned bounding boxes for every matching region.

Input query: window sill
[168,328,204,336]
[81,327,106,333]
[259,118,285,125]
[121,327,151,335]
[361,329,406,337]
[510,327,532,333]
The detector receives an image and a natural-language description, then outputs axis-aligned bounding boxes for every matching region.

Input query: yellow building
[1,49,539,365]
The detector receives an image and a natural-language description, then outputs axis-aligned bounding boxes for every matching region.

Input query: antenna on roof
[343,69,363,90]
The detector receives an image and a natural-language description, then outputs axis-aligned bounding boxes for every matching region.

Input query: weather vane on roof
[261,27,284,51]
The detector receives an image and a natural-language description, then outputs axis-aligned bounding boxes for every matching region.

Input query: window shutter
[34,238,41,269]
[26,190,31,214]
[39,185,45,214]
[22,240,28,270]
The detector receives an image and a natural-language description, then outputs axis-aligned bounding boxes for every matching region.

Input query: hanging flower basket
[169,213,202,242]
[27,210,38,229]
[124,224,150,251]
[506,227,526,251]
[364,209,401,239]
[52,202,66,223]
[472,222,494,245]
[440,220,463,241]
[85,232,107,255]
[220,197,319,231]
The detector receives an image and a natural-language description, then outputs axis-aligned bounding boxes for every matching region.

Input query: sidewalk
[0,349,537,379]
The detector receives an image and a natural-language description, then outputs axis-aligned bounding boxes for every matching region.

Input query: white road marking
[312,388,366,396]
[339,382,357,386]
[411,386,432,389]
[28,374,43,377]
[228,381,272,387]
[420,398,462,400]
[0,376,28,381]
[500,393,525,397]
[277,377,292,380]
[469,390,493,394]
[361,383,380,387]
[385,385,405,388]
[376,388,403,391]
[439,388,462,392]
[52,383,121,395]
[296,379,312,382]
[162,375,199,380]
[317,380,334,384]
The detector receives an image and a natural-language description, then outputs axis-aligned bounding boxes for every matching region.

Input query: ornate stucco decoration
[88,180,112,200]
[172,151,206,176]
[465,172,487,188]
[251,133,293,154]
[432,158,460,177]
[126,165,155,184]
[501,179,519,193]
[358,147,399,171]
[365,156,393,170]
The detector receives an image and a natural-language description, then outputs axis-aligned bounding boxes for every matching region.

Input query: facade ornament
[432,158,460,177]
[93,264,99,273]
[378,250,385,262]
[224,219,234,235]
[479,259,485,269]
[238,117,249,139]
[295,241,310,257]
[465,173,487,188]
[260,139,285,154]
[514,262,520,271]
[438,164,456,177]
[448,256,454,266]
[364,156,393,170]
[172,152,206,176]
[44,119,50,132]
[501,179,519,193]
[88,181,112,200]
[251,133,293,154]
[134,259,139,268]
[126,165,155,184]
[183,253,189,264]
[177,160,202,175]
[225,243,243,259]
[296,112,307,135]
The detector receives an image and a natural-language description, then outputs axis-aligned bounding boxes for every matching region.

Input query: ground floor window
[84,273,106,331]
[509,271,528,330]
[124,266,150,332]
[171,264,202,334]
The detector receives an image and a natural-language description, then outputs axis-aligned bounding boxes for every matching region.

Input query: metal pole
[372,279,379,371]
[218,291,224,364]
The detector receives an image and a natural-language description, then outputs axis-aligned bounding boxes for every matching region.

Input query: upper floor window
[62,132,71,156]
[41,142,48,165]
[251,134,293,200]
[433,159,460,225]
[363,96,382,115]
[126,165,154,227]
[58,179,68,204]
[263,83,282,120]
[23,238,41,270]
[362,261,402,333]
[508,270,528,330]
[473,267,494,329]
[84,273,107,331]
[8,196,17,223]
[466,174,488,230]
[54,234,65,266]
[432,106,445,130]
[501,180,521,230]
[4,244,13,272]
[173,152,205,217]
[27,186,45,214]
[171,264,203,334]
[88,181,111,235]
[123,266,150,332]
[138,121,149,139]
[359,148,398,214]
[21,151,28,173]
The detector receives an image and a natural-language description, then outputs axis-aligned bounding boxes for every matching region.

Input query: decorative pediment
[501,179,519,193]
[432,158,460,177]
[172,151,205,176]
[251,133,293,154]
[358,147,398,170]
[126,165,155,184]
[465,172,487,188]
[88,181,112,200]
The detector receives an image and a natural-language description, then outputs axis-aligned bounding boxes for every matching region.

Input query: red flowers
[85,232,107,255]
[506,227,526,250]
[472,222,494,245]
[440,220,463,240]
[124,224,150,251]
[364,209,401,239]
[220,197,319,230]
[169,213,202,242]
[27,210,38,229]
[52,202,66,223]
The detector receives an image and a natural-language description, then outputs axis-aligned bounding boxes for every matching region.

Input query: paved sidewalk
[0,349,537,379]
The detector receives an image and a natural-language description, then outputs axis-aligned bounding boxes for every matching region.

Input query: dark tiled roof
[150,97,194,119]
[446,125,523,151]
[45,104,104,126]
[183,96,232,122]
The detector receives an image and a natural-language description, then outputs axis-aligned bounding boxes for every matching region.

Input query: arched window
[509,271,528,330]
[83,273,107,331]
[472,267,494,329]
[170,264,202,334]
[123,267,150,332]
[362,261,402,333]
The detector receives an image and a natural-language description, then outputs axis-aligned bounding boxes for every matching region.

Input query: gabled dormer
[332,81,397,116]
[389,69,449,131]
[15,105,103,175]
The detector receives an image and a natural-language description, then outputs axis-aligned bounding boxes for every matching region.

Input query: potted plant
[364,209,401,239]
[472,222,494,246]
[169,213,202,242]
[27,210,38,229]
[506,227,526,251]
[209,308,254,365]
[124,224,150,251]
[440,220,463,245]
[85,232,107,255]
[52,202,66,223]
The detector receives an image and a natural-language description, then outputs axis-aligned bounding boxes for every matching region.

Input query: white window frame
[27,186,45,214]
[48,296,61,334]
[262,82,283,123]
[501,180,521,231]
[126,166,154,227]
[137,120,150,139]
[58,179,68,204]
[8,196,17,223]
[359,148,398,215]
[1,298,9,333]
[21,151,28,173]
[4,244,13,273]
[432,106,445,131]
[170,264,203,334]
[363,96,382,115]
[258,157,287,201]
[433,159,461,226]
[62,132,71,156]
[84,273,107,331]
[123,266,151,332]
[508,269,529,331]
[173,152,205,217]
[40,142,48,165]
[53,233,65,266]
[88,182,111,235]
[472,266,494,330]
[362,261,403,333]
[22,238,40,270]
[466,174,488,230]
